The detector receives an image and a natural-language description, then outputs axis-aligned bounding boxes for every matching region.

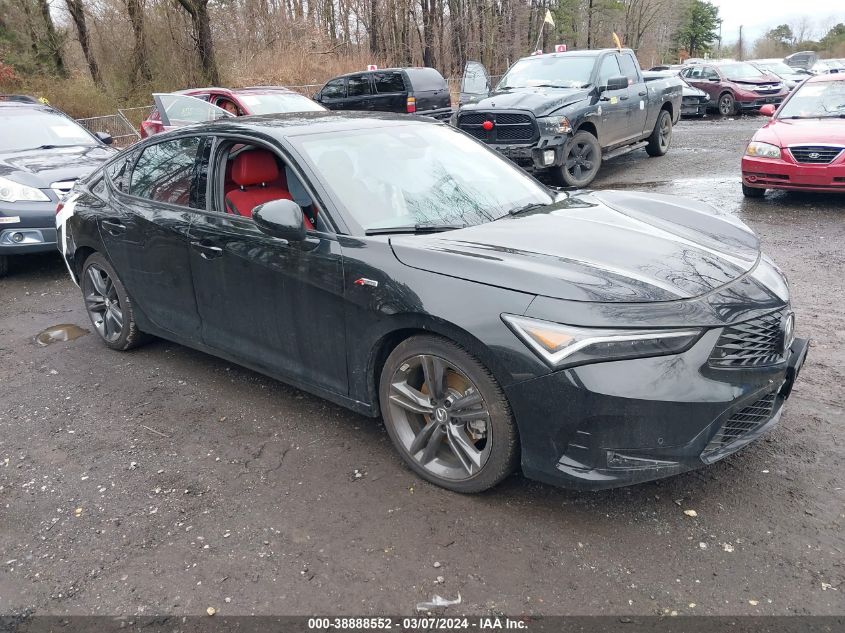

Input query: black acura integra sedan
[57,112,808,493]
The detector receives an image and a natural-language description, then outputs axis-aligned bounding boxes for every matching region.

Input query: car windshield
[295,124,554,232]
[497,56,596,89]
[236,92,325,115]
[778,81,845,118]
[718,63,765,79]
[0,109,96,152]
[759,62,796,75]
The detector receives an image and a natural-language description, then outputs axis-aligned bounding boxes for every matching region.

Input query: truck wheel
[718,92,736,116]
[0,255,7,278]
[645,109,673,157]
[556,131,602,188]
[742,183,765,198]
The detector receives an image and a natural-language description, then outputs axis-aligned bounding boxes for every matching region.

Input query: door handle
[101,219,126,235]
[190,240,223,260]
[620,95,629,100]
[638,90,647,96]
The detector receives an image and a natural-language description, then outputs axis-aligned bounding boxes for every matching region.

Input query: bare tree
[126,0,152,83]
[64,0,103,86]
[173,0,220,84]
[36,0,67,75]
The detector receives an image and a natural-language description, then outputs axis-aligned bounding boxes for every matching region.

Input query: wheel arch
[575,121,598,138]
[364,314,515,418]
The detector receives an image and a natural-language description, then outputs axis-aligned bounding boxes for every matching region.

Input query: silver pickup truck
[454,49,684,187]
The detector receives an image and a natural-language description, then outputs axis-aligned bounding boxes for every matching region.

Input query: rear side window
[373,72,406,94]
[130,137,203,207]
[405,68,447,91]
[321,78,346,99]
[347,75,372,97]
[618,54,639,84]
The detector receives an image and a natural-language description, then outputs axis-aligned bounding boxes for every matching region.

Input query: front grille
[709,308,789,368]
[789,146,844,164]
[703,392,777,456]
[457,111,536,144]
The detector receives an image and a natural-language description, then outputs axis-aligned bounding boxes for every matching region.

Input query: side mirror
[708,76,720,82]
[253,199,306,241]
[96,131,113,145]
[313,92,321,101]
[603,76,628,92]
[759,104,776,117]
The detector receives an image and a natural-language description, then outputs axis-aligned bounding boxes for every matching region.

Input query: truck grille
[703,392,777,456]
[788,146,844,164]
[709,308,789,368]
[457,111,536,144]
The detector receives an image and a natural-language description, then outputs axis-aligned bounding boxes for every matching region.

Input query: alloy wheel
[83,264,124,343]
[658,114,672,150]
[719,94,734,116]
[387,354,492,481]
[565,141,596,182]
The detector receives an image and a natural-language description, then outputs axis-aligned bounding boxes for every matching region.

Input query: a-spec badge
[354,278,379,288]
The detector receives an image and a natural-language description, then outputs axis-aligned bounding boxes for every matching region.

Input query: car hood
[462,87,592,117]
[728,73,781,86]
[390,191,760,303]
[753,117,845,147]
[0,145,115,189]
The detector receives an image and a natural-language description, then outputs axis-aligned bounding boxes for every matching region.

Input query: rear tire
[0,255,8,277]
[81,252,148,351]
[379,335,519,493]
[742,183,765,198]
[718,92,736,116]
[554,130,602,188]
[645,109,673,157]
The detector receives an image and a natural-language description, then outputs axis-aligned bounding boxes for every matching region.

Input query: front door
[187,138,348,395]
[315,78,348,111]
[595,55,629,147]
[98,135,210,340]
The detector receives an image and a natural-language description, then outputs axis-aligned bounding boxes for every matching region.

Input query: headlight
[0,176,50,202]
[745,141,781,159]
[538,116,572,135]
[502,314,702,368]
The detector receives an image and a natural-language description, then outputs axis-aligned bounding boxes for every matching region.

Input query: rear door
[405,68,451,114]
[99,134,211,340]
[315,78,348,110]
[369,71,408,112]
[460,61,491,106]
[345,74,374,111]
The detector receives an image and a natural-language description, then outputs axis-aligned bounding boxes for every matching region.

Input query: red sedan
[742,73,845,196]
[140,87,325,138]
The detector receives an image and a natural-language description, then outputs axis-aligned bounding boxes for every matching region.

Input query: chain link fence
[75,112,140,148]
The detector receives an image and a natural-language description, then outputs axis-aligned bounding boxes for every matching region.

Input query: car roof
[807,72,845,83]
[0,101,59,114]
[519,48,634,62]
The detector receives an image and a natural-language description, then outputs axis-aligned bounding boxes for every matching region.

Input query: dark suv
[313,67,451,119]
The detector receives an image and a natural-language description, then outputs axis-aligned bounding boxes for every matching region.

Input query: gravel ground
[0,116,843,618]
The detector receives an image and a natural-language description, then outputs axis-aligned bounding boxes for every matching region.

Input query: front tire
[645,109,673,157]
[81,252,147,351]
[555,130,602,188]
[742,183,765,198]
[718,92,736,116]
[379,335,519,493]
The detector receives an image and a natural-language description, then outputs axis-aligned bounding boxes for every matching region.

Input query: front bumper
[681,98,709,116]
[742,155,845,192]
[1,200,59,255]
[491,137,567,173]
[505,329,809,491]
[736,93,788,109]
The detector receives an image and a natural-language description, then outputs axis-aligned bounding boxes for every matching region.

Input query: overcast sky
[710,0,845,44]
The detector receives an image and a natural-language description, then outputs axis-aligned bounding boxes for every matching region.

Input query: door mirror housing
[708,76,720,82]
[95,131,113,145]
[603,76,629,92]
[253,199,306,241]
[759,104,776,117]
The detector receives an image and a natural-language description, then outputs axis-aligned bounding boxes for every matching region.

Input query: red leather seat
[224,150,293,219]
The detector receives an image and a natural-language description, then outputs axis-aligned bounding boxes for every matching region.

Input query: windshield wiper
[507,202,547,216]
[365,222,467,236]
